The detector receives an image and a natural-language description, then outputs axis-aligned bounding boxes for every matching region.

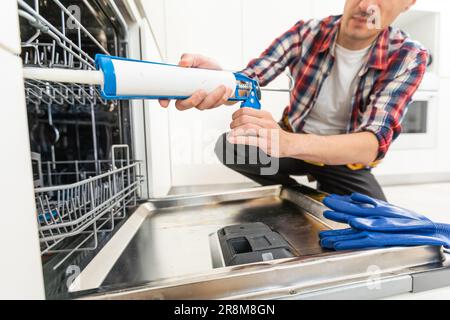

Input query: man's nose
[358,0,379,13]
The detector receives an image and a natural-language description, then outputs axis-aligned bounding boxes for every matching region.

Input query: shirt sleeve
[240,20,305,87]
[357,46,428,161]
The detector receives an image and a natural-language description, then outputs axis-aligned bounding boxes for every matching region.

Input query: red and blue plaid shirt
[242,15,428,160]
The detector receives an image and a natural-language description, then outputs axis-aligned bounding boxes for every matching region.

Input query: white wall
[130,2,172,197]
[0,0,45,299]
[242,0,312,120]
[139,0,167,60]
[164,0,314,187]
[145,0,450,189]
[141,19,172,196]
[165,0,246,186]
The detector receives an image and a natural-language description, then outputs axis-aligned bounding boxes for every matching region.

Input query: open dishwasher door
[14,1,450,300]
[62,184,450,300]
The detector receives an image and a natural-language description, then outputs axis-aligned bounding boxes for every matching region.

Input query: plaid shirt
[242,15,428,160]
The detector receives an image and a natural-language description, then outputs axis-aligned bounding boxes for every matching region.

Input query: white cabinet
[0,48,45,299]
[0,0,21,54]
[140,20,172,196]
[165,0,243,69]
[123,10,172,197]
[376,4,450,180]
[394,10,441,75]
[311,0,345,19]
[438,3,450,78]
[242,0,312,120]
[138,0,167,60]
[163,0,316,187]
[435,78,450,170]
[374,79,450,180]
[242,0,313,63]
[413,0,442,12]
[165,0,246,186]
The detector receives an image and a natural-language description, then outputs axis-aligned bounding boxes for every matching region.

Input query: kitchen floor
[382,183,450,299]
[383,182,450,223]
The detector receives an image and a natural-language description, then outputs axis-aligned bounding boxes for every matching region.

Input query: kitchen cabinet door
[165,0,247,187]
[137,0,167,60]
[165,0,243,69]
[0,0,21,54]
[242,0,313,121]
[242,0,313,63]
[312,0,345,19]
[140,20,172,196]
[0,48,45,299]
[438,4,450,78]
[413,0,442,12]
[436,78,450,171]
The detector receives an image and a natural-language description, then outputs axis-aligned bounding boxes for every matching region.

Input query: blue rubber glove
[319,225,450,250]
[319,193,450,250]
[322,193,435,233]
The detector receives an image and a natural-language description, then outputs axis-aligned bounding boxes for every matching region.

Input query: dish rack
[35,146,142,270]
[19,0,115,108]
[19,0,141,270]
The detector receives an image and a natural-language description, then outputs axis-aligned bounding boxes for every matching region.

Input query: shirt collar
[318,16,390,73]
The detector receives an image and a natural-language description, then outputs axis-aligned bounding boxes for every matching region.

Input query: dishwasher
[14,0,450,300]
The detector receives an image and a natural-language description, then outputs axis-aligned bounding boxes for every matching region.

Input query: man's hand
[227,108,379,165]
[158,53,235,111]
[227,108,293,158]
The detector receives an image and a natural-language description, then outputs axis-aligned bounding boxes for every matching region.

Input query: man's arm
[228,108,378,166]
[294,45,428,165]
[356,45,428,160]
[286,132,379,165]
[296,45,429,166]
[159,20,306,110]
[229,45,428,166]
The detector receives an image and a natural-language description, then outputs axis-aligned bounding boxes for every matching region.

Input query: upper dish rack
[18,0,116,107]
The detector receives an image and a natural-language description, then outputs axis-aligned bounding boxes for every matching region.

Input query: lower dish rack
[34,145,143,269]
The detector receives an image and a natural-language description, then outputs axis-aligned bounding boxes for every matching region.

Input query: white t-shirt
[302,44,371,135]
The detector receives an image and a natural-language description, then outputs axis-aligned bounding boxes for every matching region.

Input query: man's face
[341,0,416,41]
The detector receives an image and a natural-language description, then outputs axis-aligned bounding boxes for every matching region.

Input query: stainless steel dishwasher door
[101,188,325,285]
[63,185,448,300]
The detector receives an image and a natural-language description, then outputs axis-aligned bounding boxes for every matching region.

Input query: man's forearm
[284,131,379,166]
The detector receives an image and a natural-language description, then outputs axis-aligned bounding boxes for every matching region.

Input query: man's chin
[345,29,379,42]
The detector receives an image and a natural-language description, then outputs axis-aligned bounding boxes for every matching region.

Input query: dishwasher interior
[18,0,450,300]
[19,0,143,296]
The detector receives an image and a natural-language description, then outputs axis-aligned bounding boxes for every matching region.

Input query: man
[159,0,428,200]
